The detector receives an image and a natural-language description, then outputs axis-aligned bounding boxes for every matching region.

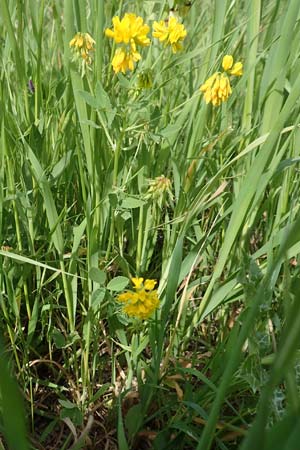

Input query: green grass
[1,0,300,449]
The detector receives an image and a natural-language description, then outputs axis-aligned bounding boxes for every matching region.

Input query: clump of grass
[1,0,300,449]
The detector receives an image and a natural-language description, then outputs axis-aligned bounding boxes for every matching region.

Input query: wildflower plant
[200,54,243,106]
[3,1,300,449]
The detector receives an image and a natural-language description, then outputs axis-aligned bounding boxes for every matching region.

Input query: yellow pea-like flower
[117,278,159,319]
[222,55,233,71]
[105,13,150,74]
[152,16,187,53]
[200,54,242,106]
[69,32,95,65]
[230,62,243,76]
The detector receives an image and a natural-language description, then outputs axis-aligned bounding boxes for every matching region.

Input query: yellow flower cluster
[146,175,173,200]
[117,278,159,320]
[200,73,232,106]
[69,32,95,65]
[105,13,150,74]
[105,13,187,74]
[200,55,243,106]
[152,16,187,53]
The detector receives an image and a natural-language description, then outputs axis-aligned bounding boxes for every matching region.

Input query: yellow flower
[69,32,95,65]
[230,62,243,76]
[153,16,187,53]
[200,72,232,106]
[200,54,242,106]
[111,47,141,73]
[144,279,157,290]
[117,278,159,320]
[152,20,169,42]
[105,13,150,47]
[222,55,233,71]
[222,55,243,76]
[131,277,144,289]
[105,13,150,73]
[145,175,173,204]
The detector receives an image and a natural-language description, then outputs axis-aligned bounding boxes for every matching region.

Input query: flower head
[200,54,242,106]
[112,47,141,74]
[69,32,95,65]
[145,175,173,202]
[200,72,232,106]
[105,13,150,73]
[105,13,150,47]
[153,16,187,53]
[117,277,159,320]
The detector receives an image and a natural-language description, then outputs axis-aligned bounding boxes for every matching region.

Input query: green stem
[136,205,144,275]
[1,0,29,121]
[59,257,74,332]
[35,0,45,122]
[95,0,105,81]
[242,0,261,132]
[105,126,125,261]
[106,0,124,83]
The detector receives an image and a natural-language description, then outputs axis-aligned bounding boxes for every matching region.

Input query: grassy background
[1,0,300,449]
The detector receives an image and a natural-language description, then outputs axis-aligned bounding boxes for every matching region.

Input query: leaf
[125,404,143,439]
[0,337,29,450]
[89,268,106,284]
[91,288,106,311]
[78,90,99,109]
[276,157,300,172]
[107,276,129,292]
[51,150,73,179]
[0,249,80,278]
[96,81,111,109]
[118,399,130,450]
[95,81,116,126]
[51,328,66,349]
[58,399,77,409]
[117,73,131,88]
[72,219,86,254]
[89,383,111,404]
[80,119,101,128]
[121,196,145,209]
[162,235,184,322]
[160,123,182,141]
[264,415,300,450]
[27,296,39,344]
[60,406,83,426]
[27,146,64,253]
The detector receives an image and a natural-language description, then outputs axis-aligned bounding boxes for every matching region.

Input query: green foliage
[0,338,29,450]
[1,0,300,448]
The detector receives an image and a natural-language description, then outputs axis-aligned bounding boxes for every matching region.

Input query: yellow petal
[152,21,169,41]
[222,55,233,71]
[131,277,144,289]
[230,62,243,76]
[144,279,157,290]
